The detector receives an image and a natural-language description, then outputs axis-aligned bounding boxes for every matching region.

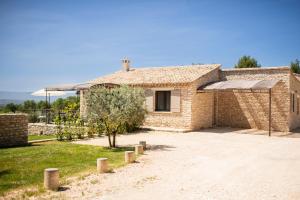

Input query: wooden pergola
[198,80,280,136]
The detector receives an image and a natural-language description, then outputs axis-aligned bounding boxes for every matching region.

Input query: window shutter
[171,89,181,112]
[145,89,154,112]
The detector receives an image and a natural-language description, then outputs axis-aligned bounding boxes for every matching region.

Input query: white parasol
[31,89,66,97]
[31,89,66,104]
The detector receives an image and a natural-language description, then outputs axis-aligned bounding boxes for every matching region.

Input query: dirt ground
[37,128,300,200]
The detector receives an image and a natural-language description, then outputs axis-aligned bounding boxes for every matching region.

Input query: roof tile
[89,64,221,85]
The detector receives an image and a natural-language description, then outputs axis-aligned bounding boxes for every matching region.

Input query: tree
[65,96,79,106]
[290,59,300,74]
[23,100,37,111]
[86,85,146,148]
[235,55,261,68]
[37,100,47,110]
[51,98,65,111]
[5,103,18,113]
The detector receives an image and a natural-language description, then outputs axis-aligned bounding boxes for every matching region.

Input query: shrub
[87,119,96,138]
[63,125,73,141]
[54,116,63,141]
[28,113,39,123]
[75,118,85,139]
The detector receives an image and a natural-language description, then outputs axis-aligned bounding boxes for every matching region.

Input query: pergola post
[45,89,48,124]
[216,90,219,127]
[269,89,272,137]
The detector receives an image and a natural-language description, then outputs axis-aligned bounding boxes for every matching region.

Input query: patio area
[41,128,300,200]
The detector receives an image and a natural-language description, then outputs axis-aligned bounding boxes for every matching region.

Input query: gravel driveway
[42,129,300,200]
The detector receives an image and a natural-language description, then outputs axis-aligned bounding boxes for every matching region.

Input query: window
[155,91,171,111]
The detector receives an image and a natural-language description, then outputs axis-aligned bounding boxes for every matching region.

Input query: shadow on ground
[148,144,176,151]
[58,186,70,192]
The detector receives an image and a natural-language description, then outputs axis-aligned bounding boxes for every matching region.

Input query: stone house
[80,59,300,132]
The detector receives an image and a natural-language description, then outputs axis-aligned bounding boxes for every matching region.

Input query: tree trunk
[112,132,116,148]
[108,134,112,147]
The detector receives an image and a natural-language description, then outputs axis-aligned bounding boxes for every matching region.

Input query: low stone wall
[28,123,57,135]
[0,114,28,147]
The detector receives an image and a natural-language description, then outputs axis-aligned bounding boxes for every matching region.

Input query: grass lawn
[28,135,56,141]
[0,141,132,196]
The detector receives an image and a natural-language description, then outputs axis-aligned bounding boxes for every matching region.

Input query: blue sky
[0,0,299,92]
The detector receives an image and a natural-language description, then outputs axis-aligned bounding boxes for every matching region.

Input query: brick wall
[0,114,28,147]
[216,68,291,132]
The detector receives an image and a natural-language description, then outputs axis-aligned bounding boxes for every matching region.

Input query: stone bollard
[44,168,59,191]
[97,158,108,173]
[135,145,144,155]
[125,151,135,163]
[139,141,147,150]
[140,141,147,150]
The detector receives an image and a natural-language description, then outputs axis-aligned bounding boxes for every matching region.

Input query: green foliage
[0,96,80,124]
[290,59,300,74]
[51,98,65,111]
[87,119,104,138]
[52,99,82,141]
[54,115,64,141]
[20,100,39,122]
[63,102,78,140]
[63,126,73,141]
[22,100,37,111]
[28,113,39,123]
[86,85,146,147]
[87,119,96,138]
[51,96,79,112]
[4,103,18,113]
[235,55,261,68]
[75,118,85,139]
[37,100,47,110]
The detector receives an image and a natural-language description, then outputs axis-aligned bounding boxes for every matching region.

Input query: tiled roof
[222,66,290,71]
[89,64,221,85]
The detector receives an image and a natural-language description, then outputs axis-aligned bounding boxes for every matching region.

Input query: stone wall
[28,123,57,135]
[216,68,291,132]
[289,73,300,130]
[191,68,220,129]
[143,84,192,130]
[80,90,88,119]
[0,114,28,147]
[143,68,220,130]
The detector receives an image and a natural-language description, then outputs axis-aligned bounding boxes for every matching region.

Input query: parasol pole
[45,89,48,124]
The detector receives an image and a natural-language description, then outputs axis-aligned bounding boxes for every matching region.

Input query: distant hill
[0,91,75,106]
[0,99,25,106]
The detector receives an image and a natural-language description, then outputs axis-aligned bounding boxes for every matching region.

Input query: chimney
[122,57,130,72]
